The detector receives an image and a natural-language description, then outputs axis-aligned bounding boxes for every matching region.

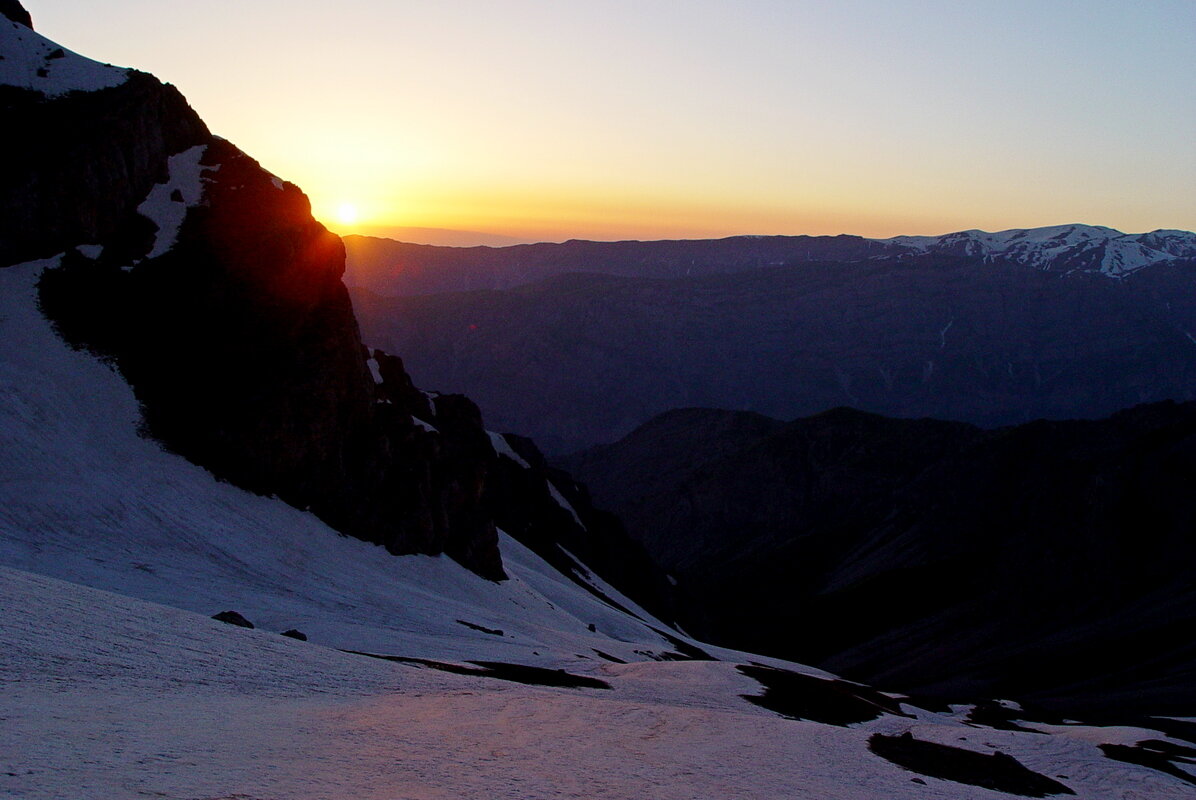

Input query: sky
[27,0,1196,244]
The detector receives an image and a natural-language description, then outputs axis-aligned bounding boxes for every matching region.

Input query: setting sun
[335,203,359,226]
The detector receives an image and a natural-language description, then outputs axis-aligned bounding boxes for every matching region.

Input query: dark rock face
[4,33,516,582]
[211,611,254,629]
[35,138,506,581]
[482,428,674,622]
[370,348,672,617]
[10,41,672,598]
[1,71,208,267]
[281,629,308,641]
[564,402,1196,715]
[0,0,31,28]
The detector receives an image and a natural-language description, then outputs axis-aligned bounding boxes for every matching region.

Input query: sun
[335,202,360,226]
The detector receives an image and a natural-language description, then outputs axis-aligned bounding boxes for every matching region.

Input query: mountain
[353,253,1196,454]
[4,254,1194,795]
[344,225,1196,298]
[561,402,1196,716]
[881,224,1196,279]
[351,225,533,247]
[5,7,1196,797]
[1,3,680,605]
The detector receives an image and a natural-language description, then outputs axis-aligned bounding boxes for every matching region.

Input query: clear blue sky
[25,0,1196,240]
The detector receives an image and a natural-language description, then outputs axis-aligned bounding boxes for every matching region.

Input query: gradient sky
[27,0,1196,243]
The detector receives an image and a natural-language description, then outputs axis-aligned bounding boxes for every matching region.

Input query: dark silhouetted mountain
[0,0,32,27]
[2,8,671,612]
[343,233,901,295]
[353,253,1196,454]
[561,401,1196,715]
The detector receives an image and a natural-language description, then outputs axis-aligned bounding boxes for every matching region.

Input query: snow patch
[411,416,438,433]
[0,22,128,97]
[136,145,216,260]
[547,480,585,529]
[489,430,531,468]
[366,355,383,385]
[875,224,1195,278]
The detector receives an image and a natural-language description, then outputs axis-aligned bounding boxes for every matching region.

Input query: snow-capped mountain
[880,224,1196,278]
[341,224,1196,301]
[4,4,1196,797]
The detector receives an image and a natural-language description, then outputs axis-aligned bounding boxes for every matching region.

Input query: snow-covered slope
[6,564,1193,800]
[5,255,1196,797]
[0,258,676,665]
[880,224,1196,277]
[0,15,127,96]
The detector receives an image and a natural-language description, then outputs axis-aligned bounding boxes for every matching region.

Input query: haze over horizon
[29,0,1196,243]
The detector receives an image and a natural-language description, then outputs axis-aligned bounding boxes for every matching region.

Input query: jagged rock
[486,430,674,622]
[1,71,209,267]
[281,629,308,641]
[0,0,32,28]
[31,126,504,581]
[4,19,678,612]
[211,610,254,629]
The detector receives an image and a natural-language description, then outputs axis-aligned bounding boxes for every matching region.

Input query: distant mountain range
[351,228,1196,453]
[6,6,1196,795]
[882,224,1196,278]
[344,224,1196,297]
[349,225,532,248]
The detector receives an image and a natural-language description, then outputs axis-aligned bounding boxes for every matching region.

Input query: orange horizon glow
[43,3,1195,246]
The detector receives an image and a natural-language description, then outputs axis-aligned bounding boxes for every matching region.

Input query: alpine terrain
[2,4,1195,798]
[348,226,1196,454]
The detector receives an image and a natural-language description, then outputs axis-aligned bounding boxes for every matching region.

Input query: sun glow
[335,203,360,226]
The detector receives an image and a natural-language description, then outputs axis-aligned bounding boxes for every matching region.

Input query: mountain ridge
[344,223,1196,298]
[0,6,669,609]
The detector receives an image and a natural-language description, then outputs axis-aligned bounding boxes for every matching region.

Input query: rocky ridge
[2,5,666,608]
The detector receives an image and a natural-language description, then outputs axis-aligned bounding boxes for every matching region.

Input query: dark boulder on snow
[867,732,1075,797]
[281,629,308,641]
[211,611,254,629]
[0,1,32,28]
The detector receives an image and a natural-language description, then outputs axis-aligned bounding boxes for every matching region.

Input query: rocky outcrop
[211,611,254,629]
[373,349,673,618]
[2,22,509,580]
[1,69,207,267]
[35,134,506,580]
[6,19,673,606]
[1,0,31,28]
[564,401,1196,715]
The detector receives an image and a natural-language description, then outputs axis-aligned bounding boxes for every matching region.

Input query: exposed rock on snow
[879,224,1196,278]
[211,610,254,628]
[0,12,126,97]
[1,0,32,28]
